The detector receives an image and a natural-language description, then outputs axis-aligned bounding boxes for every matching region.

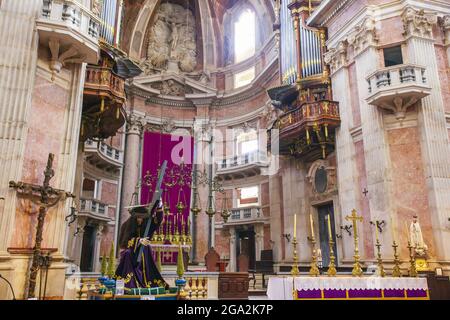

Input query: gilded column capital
[402,7,437,40]
[347,17,378,58]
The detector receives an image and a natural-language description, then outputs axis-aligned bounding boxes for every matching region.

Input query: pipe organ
[99,0,120,45]
[269,0,340,162]
[281,0,298,85]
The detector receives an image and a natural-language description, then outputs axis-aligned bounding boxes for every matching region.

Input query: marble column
[404,8,450,261]
[327,45,359,261]
[229,227,237,272]
[351,18,394,259]
[120,115,143,225]
[92,224,105,273]
[0,0,41,255]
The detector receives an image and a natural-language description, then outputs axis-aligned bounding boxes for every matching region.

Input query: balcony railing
[222,206,267,225]
[79,198,109,220]
[85,140,123,168]
[37,0,100,64]
[366,64,431,120]
[84,66,126,102]
[277,100,340,133]
[217,150,269,173]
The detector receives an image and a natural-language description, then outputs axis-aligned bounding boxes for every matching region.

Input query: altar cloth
[267,276,429,300]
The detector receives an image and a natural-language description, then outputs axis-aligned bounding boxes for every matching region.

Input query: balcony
[216,151,269,180]
[81,65,127,142]
[79,198,111,223]
[270,100,340,162]
[37,0,100,64]
[221,206,268,227]
[84,66,126,103]
[366,64,431,120]
[84,140,123,174]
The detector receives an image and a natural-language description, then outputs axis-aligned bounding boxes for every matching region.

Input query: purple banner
[141,132,194,249]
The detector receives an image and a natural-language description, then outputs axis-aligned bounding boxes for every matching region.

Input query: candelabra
[407,241,418,277]
[391,241,402,277]
[375,239,386,277]
[291,237,300,276]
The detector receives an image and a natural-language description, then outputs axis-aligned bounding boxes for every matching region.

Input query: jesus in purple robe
[115,201,169,289]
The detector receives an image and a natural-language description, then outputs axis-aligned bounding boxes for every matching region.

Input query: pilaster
[403,7,450,261]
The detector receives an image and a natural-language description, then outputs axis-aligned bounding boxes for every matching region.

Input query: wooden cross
[9,153,74,299]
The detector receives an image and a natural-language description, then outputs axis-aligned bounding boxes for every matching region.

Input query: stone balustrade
[217,150,269,174]
[37,0,100,64]
[366,64,431,120]
[85,139,124,168]
[79,198,110,222]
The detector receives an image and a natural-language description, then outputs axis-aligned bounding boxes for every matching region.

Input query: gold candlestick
[372,221,385,277]
[392,240,402,277]
[326,215,337,276]
[309,213,320,276]
[346,209,364,277]
[407,240,418,277]
[291,236,300,276]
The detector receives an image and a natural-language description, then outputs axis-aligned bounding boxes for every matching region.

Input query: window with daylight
[234,9,256,63]
[237,186,259,207]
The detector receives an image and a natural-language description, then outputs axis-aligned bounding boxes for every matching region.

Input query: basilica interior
[0,0,450,301]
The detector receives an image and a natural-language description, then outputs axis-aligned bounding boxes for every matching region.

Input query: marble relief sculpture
[144,3,197,74]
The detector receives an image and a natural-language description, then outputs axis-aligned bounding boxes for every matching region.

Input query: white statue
[409,215,428,257]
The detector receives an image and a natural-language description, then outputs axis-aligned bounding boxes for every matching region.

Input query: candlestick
[291,237,300,276]
[407,240,418,277]
[309,213,314,238]
[373,221,385,277]
[392,240,402,277]
[326,215,337,276]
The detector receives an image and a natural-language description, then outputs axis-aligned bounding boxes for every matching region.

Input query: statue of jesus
[169,22,180,59]
[409,215,428,257]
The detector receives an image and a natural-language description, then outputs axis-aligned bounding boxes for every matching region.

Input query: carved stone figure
[409,215,428,257]
[92,0,102,16]
[145,3,197,73]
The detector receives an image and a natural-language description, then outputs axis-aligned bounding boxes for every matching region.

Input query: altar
[267,276,429,300]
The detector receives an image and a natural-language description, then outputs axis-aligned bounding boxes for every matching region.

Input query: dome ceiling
[121,0,275,64]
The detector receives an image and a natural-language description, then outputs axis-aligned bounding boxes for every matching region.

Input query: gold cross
[345,209,363,239]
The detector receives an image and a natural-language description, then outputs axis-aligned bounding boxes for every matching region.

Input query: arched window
[234,9,256,63]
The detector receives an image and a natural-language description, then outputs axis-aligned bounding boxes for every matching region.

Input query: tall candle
[390,216,396,243]
[327,215,332,240]
[294,214,297,239]
[404,221,410,243]
[309,213,314,239]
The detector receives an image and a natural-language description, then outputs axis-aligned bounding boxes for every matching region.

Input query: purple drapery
[141,132,194,237]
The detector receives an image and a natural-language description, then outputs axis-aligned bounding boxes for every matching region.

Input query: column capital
[402,7,438,40]
[441,15,450,45]
[347,17,378,58]
[324,40,348,75]
[125,114,144,136]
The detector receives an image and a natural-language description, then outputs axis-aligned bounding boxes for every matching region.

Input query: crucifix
[345,209,364,277]
[9,153,75,299]
[362,188,369,197]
